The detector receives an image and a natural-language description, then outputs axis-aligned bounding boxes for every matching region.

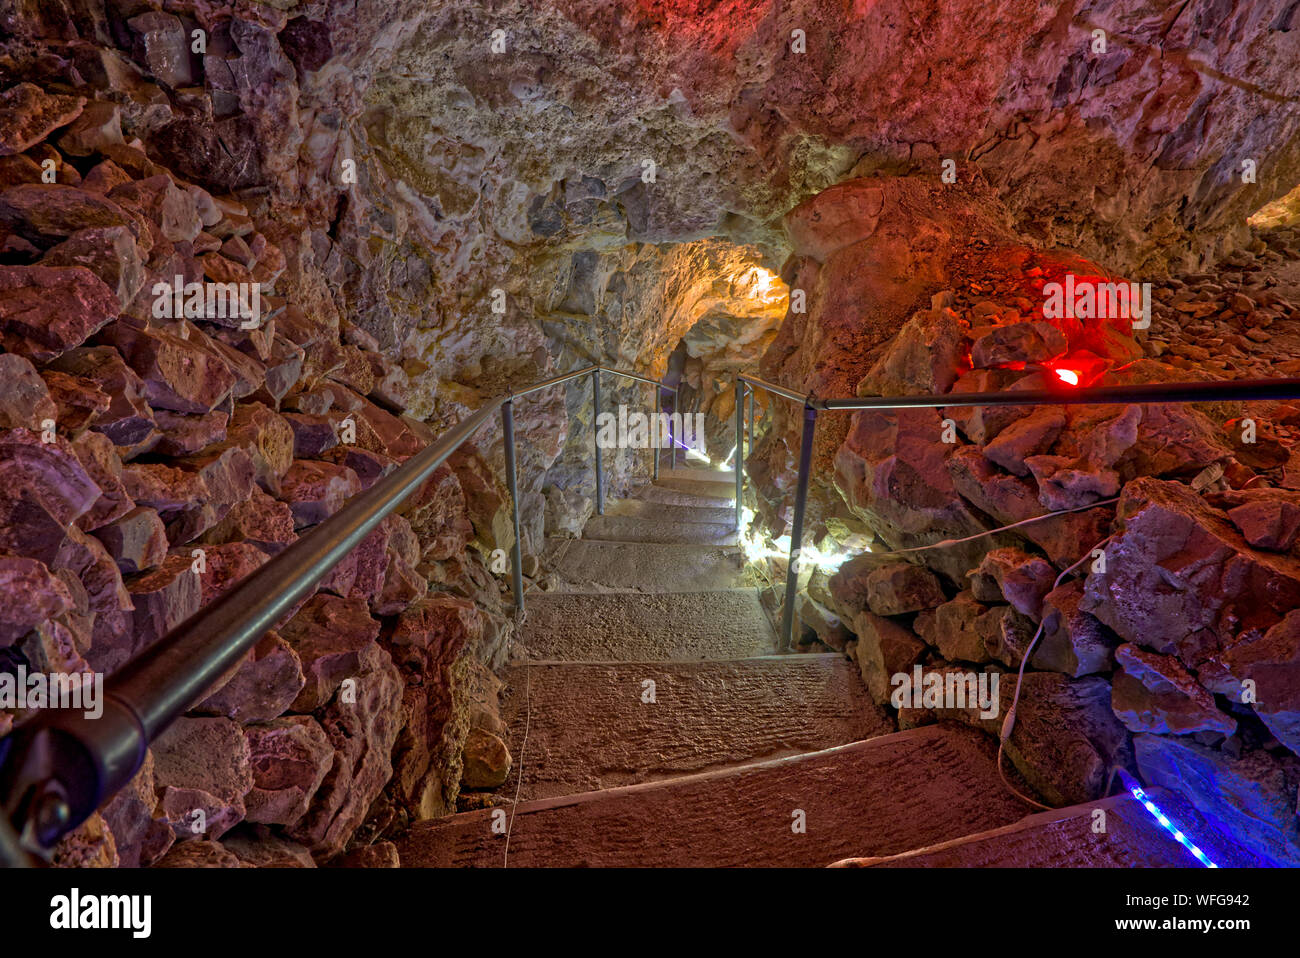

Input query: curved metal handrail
[0,363,678,863]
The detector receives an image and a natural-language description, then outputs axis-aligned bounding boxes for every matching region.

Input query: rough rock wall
[767,173,1300,864]
[0,8,514,867]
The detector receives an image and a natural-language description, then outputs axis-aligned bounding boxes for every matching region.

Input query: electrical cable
[995,532,1114,811]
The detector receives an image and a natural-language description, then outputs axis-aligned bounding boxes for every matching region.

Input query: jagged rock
[154,841,249,868]
[1030,579,1118,677]
[199,487,297,555]
[1003,672,1131,807]
[860,561,944,616]
[851,611,927,705]
[213,402,295,496]
[196,631,305,724]
[0,429,102,562]
[167,446,257,543]
[1216,610,1300,757]
[460,728,511,789]
[0,554,72,645]
[835,407,996,581]
[153,716,254,842]
[279,594,383,712]
[122,461,209,518]
[288,644,403,858]
[0,184,136,246]
[283,411,339,457]
[400,464,472,560]
[52,526,133,660]
[91,506,169,575]
[128,11,196,87]
[983,408,1067,477]
[126,552,200,655]
[56,100,124,157]
[69,430,133,532]
[101,320,236,414]
[327,842,400,868]
[1083,477,1300,666]
[980,604,1037,668]
[41,225,144,309]
[916,591,991,664]
[38,368,112,436]
[280,459,362,528]
[243,716,335,826]
[970,321,1067,367]
[857,306,964,397]
[110,174,201,244]
[322,444,399,491]
[100,750,174,868]
[192,541,267,606]
[1225,494,1300,551]
[826,553,894,616]
[795,593,851,650]
[969,547,1056,618]
[1111,643,1236,736]
[0,353,57,430]
[152,408,229,456]
[947,445,1114,567]
[1135,733,1300,866]
[46,347,155,449]
[0,265,120,361]
[50,813,118,868]
[220,830,316,868]
[0,83,85,155]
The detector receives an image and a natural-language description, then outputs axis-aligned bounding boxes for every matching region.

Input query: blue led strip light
[1119,772,1218,868]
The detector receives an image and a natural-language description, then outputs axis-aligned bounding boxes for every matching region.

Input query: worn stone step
[844,787,1272,868]
[495,654,891,801]
[540,538,746,592]
[583,513,736,545]
[660,466,736,485]
[631,484,734,508]
[653,476,738,500]
[604,498,736,526]
[517,590,776,661]
[396,724,1034,867]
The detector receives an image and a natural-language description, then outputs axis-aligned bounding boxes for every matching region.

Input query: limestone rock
[196,631,306,725]
[153,716,254,842]
[0,265,119,362]
[0,83,85,155]
[460,728,511,789]
[862,561,945,616]
[1111,643,1235,736]
[244,716,335,826]
[851,611,927,705]
[280,594,383,712]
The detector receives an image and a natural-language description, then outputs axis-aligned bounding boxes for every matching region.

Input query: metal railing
[0,363,677,864]
[734,372,1300,651]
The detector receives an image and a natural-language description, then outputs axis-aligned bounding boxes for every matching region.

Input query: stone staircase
[397,464,1248,867]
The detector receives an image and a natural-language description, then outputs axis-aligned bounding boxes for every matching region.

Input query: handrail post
[670,387,678,470]
[747,385,754,456]
[652,384,660,482]
[501,399,525,614]
[780,402,817,651]
[734,378,744,530]
[592,368,604,514]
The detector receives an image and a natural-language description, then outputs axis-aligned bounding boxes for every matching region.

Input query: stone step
[631,484,734,508]
[583,513,736,545]
[495,654,892,801]
[396,724,1034,867]
[653,476,738,500]
[604,498,736,526]
[843,787,1272,868]
[660,466,736,485]
[516,590,776,661]
[540,538,746,592]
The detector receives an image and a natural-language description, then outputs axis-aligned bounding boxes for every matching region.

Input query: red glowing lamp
[1053,368,1080,386]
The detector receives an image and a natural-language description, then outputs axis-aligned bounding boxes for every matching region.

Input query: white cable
[996,533,1114,811]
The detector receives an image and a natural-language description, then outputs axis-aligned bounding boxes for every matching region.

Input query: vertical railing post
[780,402,818,651]
[747,386,754,457]
[734,378,744,530]
[669,387,678,470]
[652,384,660,482]
[501,399,526,614]
[592,368,604,514]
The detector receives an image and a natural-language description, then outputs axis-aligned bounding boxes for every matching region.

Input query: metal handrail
[0,362,677,862]
[734,373,1300,651]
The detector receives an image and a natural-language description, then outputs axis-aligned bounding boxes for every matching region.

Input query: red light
[1054,368,1080,386]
